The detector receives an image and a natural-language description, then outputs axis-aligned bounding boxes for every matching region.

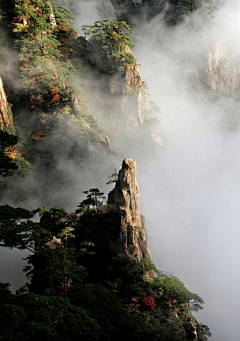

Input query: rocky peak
[108,158,152,264]
[0,77,13,131]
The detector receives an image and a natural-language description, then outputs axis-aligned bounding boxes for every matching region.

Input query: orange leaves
[101,204,116,213]
[29,95,44,105]
[7,151,17,160]
[51,94,60,104]
[51,88,57,95]
[50,88,60,104]
[31,131,45,140]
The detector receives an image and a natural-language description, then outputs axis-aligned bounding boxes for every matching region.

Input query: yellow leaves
[132,297,139,302]
[13,24,28,33]
[63,105,71,116]
[7,151,17,160]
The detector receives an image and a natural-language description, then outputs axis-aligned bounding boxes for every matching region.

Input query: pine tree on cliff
[0,0,103,163]
[81,20,136,73]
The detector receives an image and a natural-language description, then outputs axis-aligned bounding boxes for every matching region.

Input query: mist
[1,1,240,340]
[132,3,240,341]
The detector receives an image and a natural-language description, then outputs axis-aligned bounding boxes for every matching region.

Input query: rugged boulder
[108,158,152,264]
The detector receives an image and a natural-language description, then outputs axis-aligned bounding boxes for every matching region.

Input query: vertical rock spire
[108,158,152,264]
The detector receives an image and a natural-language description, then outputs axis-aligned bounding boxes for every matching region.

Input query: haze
[1,1,240,340]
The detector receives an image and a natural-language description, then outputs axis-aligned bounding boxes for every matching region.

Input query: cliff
[198,41,239,91]
[80,42,163,147]
[108,158,152,264]
[195,0,239,91]
[0,77,13,131]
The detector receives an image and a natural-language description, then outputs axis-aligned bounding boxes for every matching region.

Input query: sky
[1,1,240,340]
[132,2,240,340]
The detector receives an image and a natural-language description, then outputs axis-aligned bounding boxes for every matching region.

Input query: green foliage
[0,205,51,252]
[0,283,12,304]
[148,100,161,118]
[0,0,104,169]
[0,130,18,178]
[106,169,118,185]
[76,188,106,214]
[0,293,101,341]
[165,0,194,25]
[27,245,88,295]
[165,0,217,25]
[81,20,136,73]
[0,188,211,340]
[35,206,68,236]
[135,225,143,232]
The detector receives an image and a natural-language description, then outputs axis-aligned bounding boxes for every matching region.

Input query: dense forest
[2,0,238,340]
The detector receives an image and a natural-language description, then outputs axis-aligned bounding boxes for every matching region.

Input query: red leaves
[50,89,60,104]
[51,94,60,104]
[51,88,57,95]
[142,292,157,310]
[175,322,180,329]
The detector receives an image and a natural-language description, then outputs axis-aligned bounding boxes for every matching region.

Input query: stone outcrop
[109,50,147,129]
[108,158,152,264]
[0,77,13,131]
[184,320,198,341]
[196,0,239,91]
[199,41,239,91]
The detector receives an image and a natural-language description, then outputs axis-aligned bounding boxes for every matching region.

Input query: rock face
[0,77,13,131]
[101,0,117,20]
[109,50,147,129]
[108,158,152,264]
[196,0,239,91]
[199,41,239,91]
[184,320,198,341]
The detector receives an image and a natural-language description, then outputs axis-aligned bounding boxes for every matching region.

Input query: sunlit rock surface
[0,77,13,131]
[200,41,239,91]
[196,0,239,91]
[109,48,147,128]
[108,158,152,264]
